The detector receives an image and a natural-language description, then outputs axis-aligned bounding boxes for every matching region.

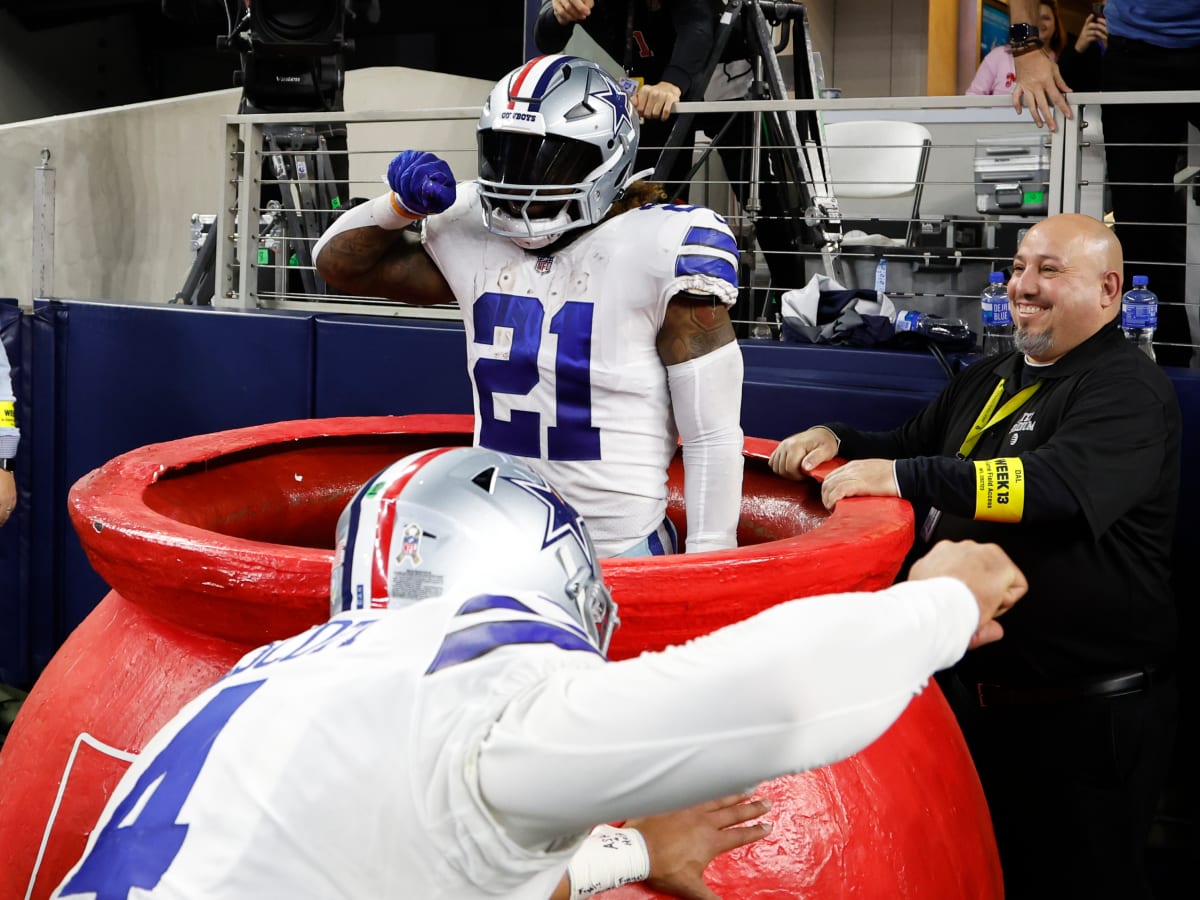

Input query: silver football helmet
[476,54,640,250]
[331,446,618,654]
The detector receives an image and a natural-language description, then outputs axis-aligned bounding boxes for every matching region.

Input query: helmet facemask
[565,559,618,655]
[476,56,639,249]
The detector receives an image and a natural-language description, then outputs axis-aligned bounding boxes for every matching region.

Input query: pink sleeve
[966,47,1015,96]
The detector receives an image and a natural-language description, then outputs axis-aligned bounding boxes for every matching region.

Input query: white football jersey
[52,593,605,900]
[54,575,982,898]
[423,185,739,556]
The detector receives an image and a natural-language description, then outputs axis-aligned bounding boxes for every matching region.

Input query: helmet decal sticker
[503,472,590,554]
[397,523,424,568]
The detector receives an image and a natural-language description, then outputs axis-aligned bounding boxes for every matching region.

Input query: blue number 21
[472,292,601,461]
[60,681,264,900]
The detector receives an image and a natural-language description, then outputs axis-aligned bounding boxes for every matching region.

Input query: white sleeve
[478,577,980,846]
[666,341,744,553]
[311,191,419,267]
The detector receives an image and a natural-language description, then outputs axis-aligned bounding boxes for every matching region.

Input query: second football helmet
[476,55,640,250]
[331,446,618,654]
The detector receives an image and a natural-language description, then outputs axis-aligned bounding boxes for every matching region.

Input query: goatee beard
[1013,328,1053,359]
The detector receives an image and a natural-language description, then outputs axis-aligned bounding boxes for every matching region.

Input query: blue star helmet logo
[504,473,591,555]
[588,70,633,138]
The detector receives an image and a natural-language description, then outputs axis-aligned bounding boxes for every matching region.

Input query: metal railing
[208,91,1200,363]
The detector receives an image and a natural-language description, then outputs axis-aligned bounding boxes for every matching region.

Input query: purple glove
[386,150,456,217]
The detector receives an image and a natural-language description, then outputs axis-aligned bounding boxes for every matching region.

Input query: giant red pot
[0,414,999,899]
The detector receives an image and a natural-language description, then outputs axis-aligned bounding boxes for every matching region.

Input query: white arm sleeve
[478,577,981,847]
[666,341,744,553]
[311,191,418,268]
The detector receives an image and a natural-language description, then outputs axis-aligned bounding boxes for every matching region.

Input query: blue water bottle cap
[988,271,1006,283]
[1131,275,1149,287]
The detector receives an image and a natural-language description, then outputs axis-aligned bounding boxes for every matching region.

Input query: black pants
[939,671,1178,900]
[1100,36,1200,369]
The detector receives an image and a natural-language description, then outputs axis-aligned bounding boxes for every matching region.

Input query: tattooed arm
[314,208,454,306]
[658,293,744,553]
[656,293,737,366]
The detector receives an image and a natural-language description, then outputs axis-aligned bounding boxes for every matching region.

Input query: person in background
[1055,4,1107,92]
[1008,0,1199,368]
[54,445,1026,897]
[315,55,745,559]
[534,0,807,328]
[0,337,17,529]
[769,213,1180,899]
[967,1,1067,96]
[534,0,754,187]
[0,336,20,749]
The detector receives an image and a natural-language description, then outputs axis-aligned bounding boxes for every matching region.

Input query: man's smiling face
[1009,214,1123,364]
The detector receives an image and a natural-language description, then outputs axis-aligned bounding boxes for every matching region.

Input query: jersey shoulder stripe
[625,204,740,305]
[425,592,603,674]
[684,225,739,256]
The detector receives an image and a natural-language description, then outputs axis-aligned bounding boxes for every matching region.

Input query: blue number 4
[60,681,264,899]
[472,293,601,461]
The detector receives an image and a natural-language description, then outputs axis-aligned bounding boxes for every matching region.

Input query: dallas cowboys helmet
[331,446,618,654]
[476,54,640,250]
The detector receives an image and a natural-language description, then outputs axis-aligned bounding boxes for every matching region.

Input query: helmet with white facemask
[476,55,640,250]
[331,446,619,655]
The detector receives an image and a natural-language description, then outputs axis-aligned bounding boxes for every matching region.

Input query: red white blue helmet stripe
[504,55,575,112]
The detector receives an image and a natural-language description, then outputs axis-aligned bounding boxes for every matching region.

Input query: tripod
[259,123,346,299]
[651,1,842,331]
[174,119,348,306]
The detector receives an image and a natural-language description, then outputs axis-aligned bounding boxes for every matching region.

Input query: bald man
[769,214,1181,898]
[1006,0,1200,368]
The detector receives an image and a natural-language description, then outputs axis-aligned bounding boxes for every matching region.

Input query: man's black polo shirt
[826,322,1181,685]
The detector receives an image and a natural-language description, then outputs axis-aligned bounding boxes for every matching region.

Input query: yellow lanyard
[957,379,1042,459]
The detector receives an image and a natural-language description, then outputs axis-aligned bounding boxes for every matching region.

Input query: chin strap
[511,233,561,250]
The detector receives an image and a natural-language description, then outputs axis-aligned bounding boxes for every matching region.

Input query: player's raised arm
[314,150,456,305]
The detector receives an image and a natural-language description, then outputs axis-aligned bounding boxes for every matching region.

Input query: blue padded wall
[740,341,955,439]
[2,300,1198,696]
[313,315,472,418]
[27,300,317,675]
[0,302,27,686]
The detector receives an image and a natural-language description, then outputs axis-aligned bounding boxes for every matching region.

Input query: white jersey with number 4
[423,185,739,556]
[51,595,603,900]
[52,575,981,899]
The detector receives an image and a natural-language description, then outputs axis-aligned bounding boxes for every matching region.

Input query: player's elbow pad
[667,341,744,553]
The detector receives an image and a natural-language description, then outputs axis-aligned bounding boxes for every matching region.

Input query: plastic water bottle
[980,271,1014,356]
[893,309,973,345]
[749,317,773,340]
[1121,275,1157,361]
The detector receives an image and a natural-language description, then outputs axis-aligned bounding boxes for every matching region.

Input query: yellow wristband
[0,401,14,429]
[973,457,1025,523]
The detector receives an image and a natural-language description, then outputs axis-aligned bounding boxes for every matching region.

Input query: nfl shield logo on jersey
[535,256,554,275]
